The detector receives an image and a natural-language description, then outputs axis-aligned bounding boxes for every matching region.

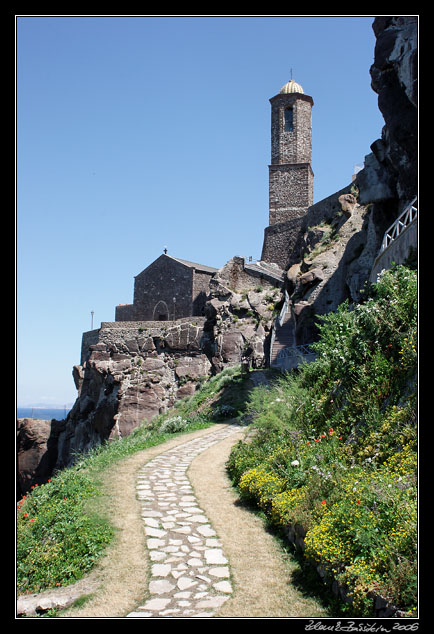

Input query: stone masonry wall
[261,216,306,270]
[369,217,417,282]
[213,256,281,292]
[133,257,193,321]
[270,94,313,165]
[269,164,314,224]
[115,257,215,322]
[115,303,136,321]
[301,183,354,231]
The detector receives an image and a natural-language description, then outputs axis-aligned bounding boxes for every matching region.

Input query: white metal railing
[269,290,290,366]
[276,344,316,360]
[278,289,290,327]
[271,343,317,372]
[380,197,418,253]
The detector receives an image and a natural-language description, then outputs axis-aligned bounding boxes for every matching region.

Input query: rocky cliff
[358,16,417,209]
[17,16,417,492]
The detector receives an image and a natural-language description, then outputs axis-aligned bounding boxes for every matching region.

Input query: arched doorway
[153,300,170,321]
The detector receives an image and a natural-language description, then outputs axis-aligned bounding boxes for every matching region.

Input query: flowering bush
[17,471,113,594]
[159,415,189,433]
[239,467,286,510]
[304,445,417,614]
[399,327,417,370]
[269,487,308,526]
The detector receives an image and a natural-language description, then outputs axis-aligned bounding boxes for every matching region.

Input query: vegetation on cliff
[227,264,417,616]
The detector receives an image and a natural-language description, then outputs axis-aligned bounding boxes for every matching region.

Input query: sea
[17,408,71,421]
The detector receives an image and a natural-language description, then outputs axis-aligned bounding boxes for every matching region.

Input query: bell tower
[268,78,314,225]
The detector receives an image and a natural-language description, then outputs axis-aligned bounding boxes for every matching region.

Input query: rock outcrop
[53,320,211,470]
[358,16,417,209]
[17,418,65,498]
[277,189,385,346]
[203,257,283,371]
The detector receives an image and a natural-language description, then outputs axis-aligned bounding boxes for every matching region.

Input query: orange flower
[321,500,326,505]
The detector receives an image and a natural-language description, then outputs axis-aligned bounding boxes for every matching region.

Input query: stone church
[115,253,218,322]
[115,78,313,321]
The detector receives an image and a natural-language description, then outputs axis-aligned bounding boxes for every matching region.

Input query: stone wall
[133,256,194,321]
[81,329,101,364]
[213,256,283,292]
[301,183,354,231]
[369,216,417,282]
[261,216,306,270]
[115,303,136,321]
[268,164,314,225]
[270,94,313,165]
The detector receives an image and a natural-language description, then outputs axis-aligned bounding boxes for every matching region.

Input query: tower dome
[279,79,304,94]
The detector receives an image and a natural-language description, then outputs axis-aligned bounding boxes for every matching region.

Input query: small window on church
[284,107,293,132]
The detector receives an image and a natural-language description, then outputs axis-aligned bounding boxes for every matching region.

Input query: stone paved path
[126,423,243,618]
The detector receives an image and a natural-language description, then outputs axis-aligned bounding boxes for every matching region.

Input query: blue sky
[16,15,385,407]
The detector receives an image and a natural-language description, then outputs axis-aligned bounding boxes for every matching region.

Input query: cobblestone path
[126,424,243,618]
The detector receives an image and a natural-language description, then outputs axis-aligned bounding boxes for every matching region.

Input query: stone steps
[271,316,295,363]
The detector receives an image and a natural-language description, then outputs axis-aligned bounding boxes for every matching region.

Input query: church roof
[279,79,304,95]
[166,255,218,274]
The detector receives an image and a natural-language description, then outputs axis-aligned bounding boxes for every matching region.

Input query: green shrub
[227,265,418,616]
[16,471,113,594]
[159,415,189,433]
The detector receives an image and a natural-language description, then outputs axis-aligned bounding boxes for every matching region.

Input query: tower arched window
[284,107,293,132]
